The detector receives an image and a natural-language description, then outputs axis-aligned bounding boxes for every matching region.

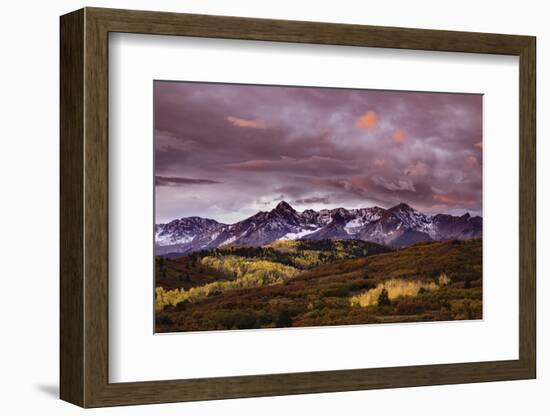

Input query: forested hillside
[155,238,482,332]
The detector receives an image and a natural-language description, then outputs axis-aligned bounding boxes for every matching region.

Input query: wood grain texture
[518,38,536,376]
[83,10,110,406]
[88,7,532,54]
[59,8,84,407]
[59,7,537,408]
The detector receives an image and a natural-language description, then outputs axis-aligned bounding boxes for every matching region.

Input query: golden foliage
[155,239,482,331]
[265,239,381,269]
[350,278,439,308]
[450,299,482,320]
[265,240,299,251]
[438,272,452,286]
[200,255,297,281]
[155,257,298,311]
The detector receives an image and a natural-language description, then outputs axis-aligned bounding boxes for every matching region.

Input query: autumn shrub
[208,287,222,297]
[155,314,174,326]
[216,310,236,329]
[258,312,274,325]
[376,305,394,315]
[450,299,482,320]
[175,299,189,312]
[347,279,376,292]
[418,287,482,305]
[322,297,348,309]
[234,311,258,329]
[396,299,429,315]
[322,287,350,298]
[276,310,293,327]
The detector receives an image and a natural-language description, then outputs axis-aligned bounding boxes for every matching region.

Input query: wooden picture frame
[60,7,536,408]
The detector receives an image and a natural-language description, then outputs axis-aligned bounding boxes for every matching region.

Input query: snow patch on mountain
[156,231,194,246]
[344,218,364,235]
[220,236,236,246]
[281,227,321,240]
[155,201,482,255]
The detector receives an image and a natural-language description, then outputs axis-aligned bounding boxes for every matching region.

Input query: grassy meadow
[155,238,482,332]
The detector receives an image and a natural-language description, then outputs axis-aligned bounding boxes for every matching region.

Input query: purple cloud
[154,81,482,223]
[155,176,221,186]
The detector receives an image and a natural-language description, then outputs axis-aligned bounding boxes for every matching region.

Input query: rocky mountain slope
[155,201,482,255]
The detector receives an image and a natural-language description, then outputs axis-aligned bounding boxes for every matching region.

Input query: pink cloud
[225,159,272,170]
[373,159,386,167]
[433,193,476,205]
[355,111,379,130]
[404,161,431,177]
[464,155,480,169]
[350,176,369,190]
[392,128,408,144]
[225,116,269,129]
[224,156,360,175]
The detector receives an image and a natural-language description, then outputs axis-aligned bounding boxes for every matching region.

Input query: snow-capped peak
[155,201,482,255]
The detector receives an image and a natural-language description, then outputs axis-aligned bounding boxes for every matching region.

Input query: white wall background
[0,0,545,414]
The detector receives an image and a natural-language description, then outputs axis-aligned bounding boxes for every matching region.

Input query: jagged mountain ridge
[155,201,482,255]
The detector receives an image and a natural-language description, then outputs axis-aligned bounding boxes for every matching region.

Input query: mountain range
[155,201,482,256]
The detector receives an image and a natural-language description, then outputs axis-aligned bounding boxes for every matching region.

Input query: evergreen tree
[378,288,391,306]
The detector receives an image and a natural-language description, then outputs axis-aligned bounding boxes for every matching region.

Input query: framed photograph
[153,81,484,333]
[60,7,536,407]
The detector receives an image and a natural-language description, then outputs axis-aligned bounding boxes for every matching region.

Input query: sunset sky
[154,81,482,224]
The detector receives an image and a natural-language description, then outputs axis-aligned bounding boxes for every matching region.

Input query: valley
[155,238,482,332]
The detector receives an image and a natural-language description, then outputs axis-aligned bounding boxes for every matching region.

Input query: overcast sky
[154,81,482,224]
